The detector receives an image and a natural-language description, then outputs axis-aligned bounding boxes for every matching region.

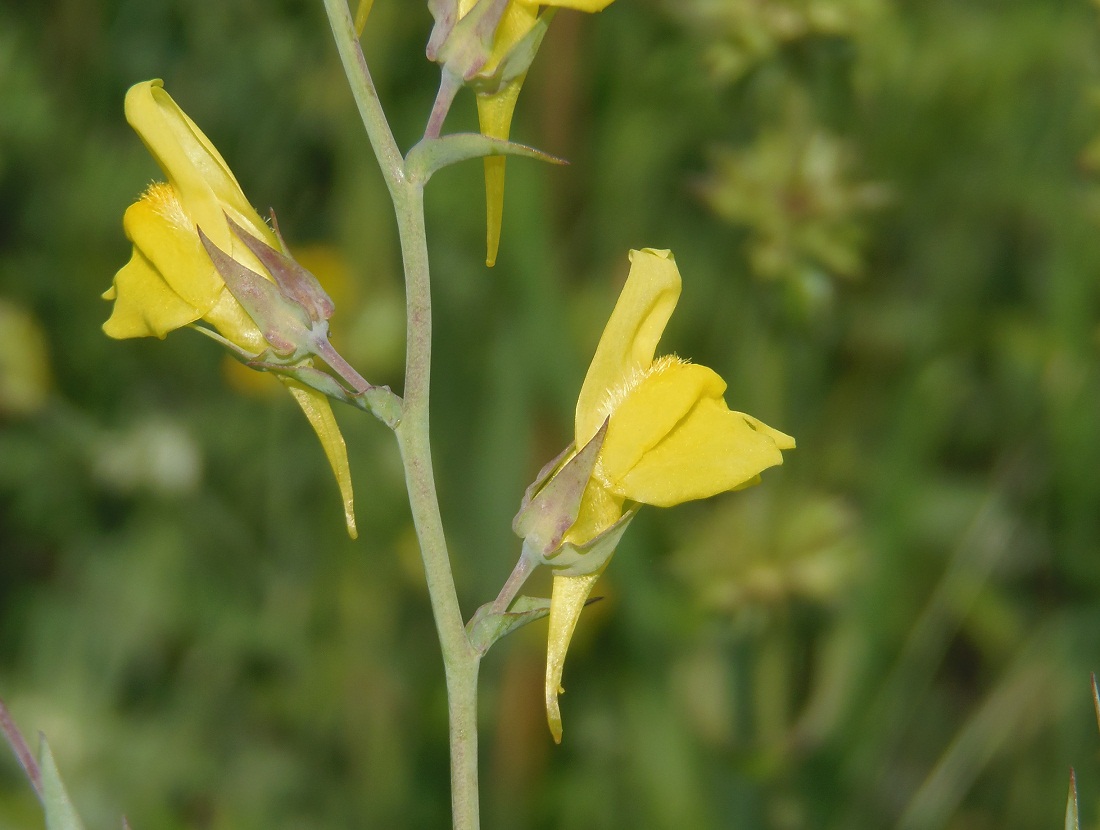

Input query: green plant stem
[322,2,482,828]
[322,0,404,195]
[393,184,482,830]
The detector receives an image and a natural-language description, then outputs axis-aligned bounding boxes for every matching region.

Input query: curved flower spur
[510,248,796,742]
[426,0,616,266]
[103,80,399,538]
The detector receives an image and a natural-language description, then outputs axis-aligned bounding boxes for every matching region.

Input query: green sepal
[479,8,554,91]
[40,737,87,830]
[538,506,637,577]
[188,323,262,360]
[512,420,607,554]
[407,132,567,185]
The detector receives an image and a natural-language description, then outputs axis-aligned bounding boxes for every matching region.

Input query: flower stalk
[322,0,482,827]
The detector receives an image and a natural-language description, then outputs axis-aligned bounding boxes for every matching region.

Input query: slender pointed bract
[102,80,357,537]
[532,248,795,741]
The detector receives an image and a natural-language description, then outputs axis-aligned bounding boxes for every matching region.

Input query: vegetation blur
[2,0,1100,827]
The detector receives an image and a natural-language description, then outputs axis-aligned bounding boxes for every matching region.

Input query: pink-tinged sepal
[229,212,335,324]
[513,419,607,557]
[196,227,316,359]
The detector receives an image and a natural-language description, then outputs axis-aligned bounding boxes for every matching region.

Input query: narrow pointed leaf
[1091,673,1099,734]
[40,737,87,830]
[467,595,603,656]
[250,361,357,403]
[467,595,554,654]
[407,133,566,185]
[1066,769,1079,830]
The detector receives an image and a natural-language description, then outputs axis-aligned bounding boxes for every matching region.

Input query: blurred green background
[3,0,1100,828]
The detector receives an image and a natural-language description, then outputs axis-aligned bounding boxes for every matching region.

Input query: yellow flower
[102,79,357,538]
[544,248,795,741]
[457,0,615,266]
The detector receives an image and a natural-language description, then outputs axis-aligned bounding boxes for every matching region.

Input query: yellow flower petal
[202,282,271,354]
[598,359,726,486]
[353,0,374,36]
[123,185,223,312]
[282,378,358,539]
[125,80,273,253]
[562,476,623,547]
[618,398,792,506]
[102,247,201,339]
[741,413,797,451]
[108,81,359,539]
[575,249,680,444]
[475,77,524,267]
[487,2,540,71]
[545,570,601,744]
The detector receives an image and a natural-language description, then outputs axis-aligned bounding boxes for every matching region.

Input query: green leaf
[406,133,566,185]
[1091,673,1099,734]
[39,737,87,830]
[466,595,554,655]
[1065,769,1079,830]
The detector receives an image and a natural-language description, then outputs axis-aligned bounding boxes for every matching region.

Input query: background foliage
[2,0,1100,828]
